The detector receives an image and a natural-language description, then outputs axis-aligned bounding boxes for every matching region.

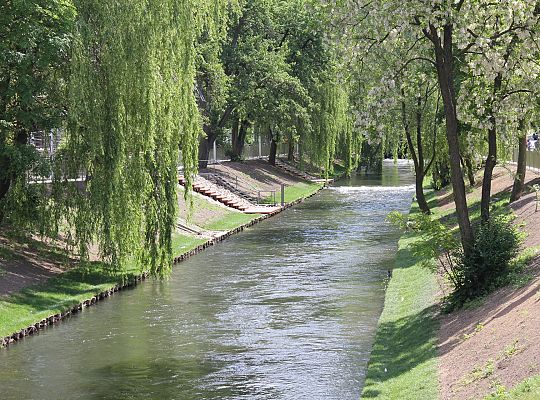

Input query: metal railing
[197,159,283,206]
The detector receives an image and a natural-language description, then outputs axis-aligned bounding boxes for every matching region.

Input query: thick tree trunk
[0,151,10,204]
[416,173,430,213]
[230,119,249,161]
[0,163,9,222]
[198,128,216,170]
[269,138,277,166]
[429,24,473,251]
[287,136,294,162]
[510,133,527,203]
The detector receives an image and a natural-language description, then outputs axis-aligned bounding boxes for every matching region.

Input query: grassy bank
[0,261,143,338]
[181,194,259,231]
[361,202,440,399]
[0,182,323,341]
[361,171,539,399]
[282,181,323,203]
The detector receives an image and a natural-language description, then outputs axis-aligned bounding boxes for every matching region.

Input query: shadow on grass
[362,306,438,398]
[0,229,74,266]
[438,254,540,357]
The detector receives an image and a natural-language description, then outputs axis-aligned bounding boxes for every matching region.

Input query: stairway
[202,173,259,204]
[179,175,281,214]
[275,159,328,183]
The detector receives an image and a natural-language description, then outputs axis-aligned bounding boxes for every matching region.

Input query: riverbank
[0,161,323,347]
[362,166,540,399]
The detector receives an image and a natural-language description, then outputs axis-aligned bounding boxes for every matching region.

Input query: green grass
[485,374,540,399]
[0,261,141,338]
[0,235,208,339]
[172,233,208,254]
[202,212,259,231]
[282,182,323,203]
[183,194,260,231]
[361,227,440,399]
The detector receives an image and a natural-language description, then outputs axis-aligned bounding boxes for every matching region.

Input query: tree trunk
[464,156,475,186]
[480,73,502,223]
[269,139,277,166]
[230,119,249,161]
[416,172,430,213]
[298,139,304,170]
[0,152,10,204]
[198,128,216,170]
[480,126,497,222]
[287,136,294,162]
[510,132,527,203]
[428,24,473,251]
[269,127,277,166]
[401,93,430,214]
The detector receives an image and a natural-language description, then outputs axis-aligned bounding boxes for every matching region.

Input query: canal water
[0,161,415,400]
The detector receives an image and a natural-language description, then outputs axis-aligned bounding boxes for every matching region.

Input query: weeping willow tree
[303,78,355,178]
[55,0,231,276]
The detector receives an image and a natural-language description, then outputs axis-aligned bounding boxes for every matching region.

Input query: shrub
[388,211,524,310]
[451,216,523,306]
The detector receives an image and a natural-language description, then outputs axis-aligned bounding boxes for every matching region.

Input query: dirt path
[438,166,540,400]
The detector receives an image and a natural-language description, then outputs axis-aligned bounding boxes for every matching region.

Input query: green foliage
[387,211,459,275]
[57,0,230,276]
[450,216,523,306]
[196,0,359,173]
[0,0,75,222]
[388,211,525,310]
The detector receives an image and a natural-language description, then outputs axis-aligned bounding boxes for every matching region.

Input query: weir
[1,161,415,400]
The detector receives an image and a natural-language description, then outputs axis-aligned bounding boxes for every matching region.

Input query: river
[0,160,415,400]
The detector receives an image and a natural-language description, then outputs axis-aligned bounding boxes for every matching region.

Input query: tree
[346,0,540,251]
[0,0,75,222]
[400,85,439,214]
[196,0,355,172]
[58,0,230,275]
[455,2,540,221]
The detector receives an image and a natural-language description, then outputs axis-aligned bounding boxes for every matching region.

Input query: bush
[451,216,523,306]
[388,211,524,310]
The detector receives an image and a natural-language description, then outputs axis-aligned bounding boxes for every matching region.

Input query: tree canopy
[3,0,540,274]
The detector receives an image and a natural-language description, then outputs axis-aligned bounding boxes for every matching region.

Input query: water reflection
[0,160,415,400]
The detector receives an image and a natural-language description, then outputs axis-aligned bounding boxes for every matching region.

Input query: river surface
[0,160,415,400]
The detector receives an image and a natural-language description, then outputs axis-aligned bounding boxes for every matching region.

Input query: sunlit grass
[282,182,323,203]
[361,217,439,399]
[202,213,259,231]
[0,262,140,338]
[171,233,208,254]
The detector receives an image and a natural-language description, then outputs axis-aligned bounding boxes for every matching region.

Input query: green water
[0,161,415,399]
